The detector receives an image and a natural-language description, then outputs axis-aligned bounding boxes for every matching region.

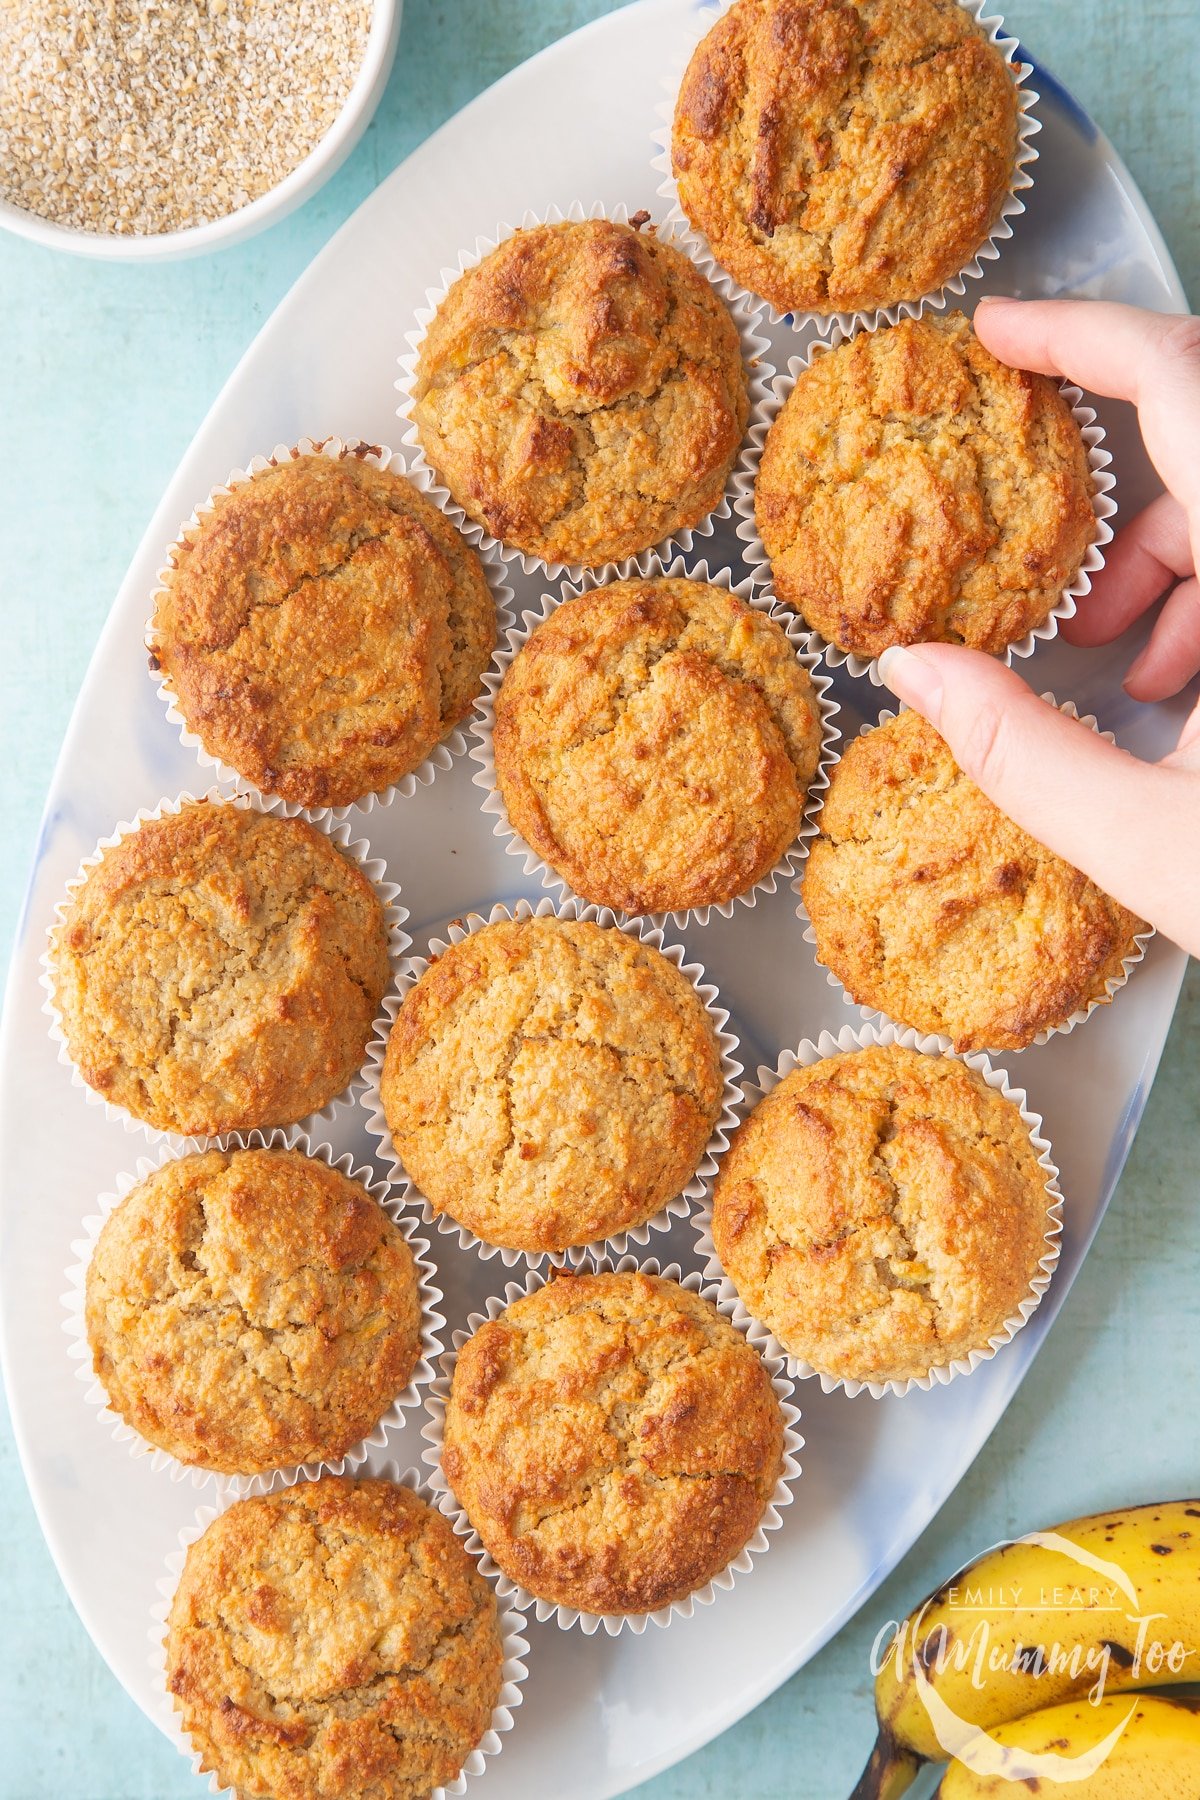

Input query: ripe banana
[852,1499,1200,1797]
[936,1692,1200,1796]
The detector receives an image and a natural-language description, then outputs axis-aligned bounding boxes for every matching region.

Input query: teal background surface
[0,2,1196,1794]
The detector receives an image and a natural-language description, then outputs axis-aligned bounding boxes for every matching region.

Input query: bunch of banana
[852,1499,1200,1798]
[938,1694,1200,1796]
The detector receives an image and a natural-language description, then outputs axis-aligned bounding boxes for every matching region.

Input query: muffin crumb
[381,914,724,1253]
[411,219,749,567]
[166,1478,502,1800]
[492,576,827,914]
[712,1042,1054,1384]
[672,0,1020,315]
[755,314,1097,659]
[153,451,496,809]
[443,1269,784,1615]
[51,801,390,1135]
[803,710,1145,1050]
[87,1147,422,1475]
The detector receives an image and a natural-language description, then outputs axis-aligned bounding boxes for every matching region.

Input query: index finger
[973,297,1200,406]
[973,298,1200,527]
[876,641,1200,953]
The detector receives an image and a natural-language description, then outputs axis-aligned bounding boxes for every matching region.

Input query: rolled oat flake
[0,0,372,236]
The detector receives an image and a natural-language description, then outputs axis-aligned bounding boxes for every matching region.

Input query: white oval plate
[0,3,1189,1795]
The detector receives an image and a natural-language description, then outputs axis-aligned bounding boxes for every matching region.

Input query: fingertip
[1122,579,1200,703]
[1123,663,1190,704]
[970,294,1032,369]
[1058,613,1094,648]
[1060,599,1129,650]
[1062,495,1194,650]
[877,644,945,723]
[1122,643,1189,702]
[972,294,1023,326]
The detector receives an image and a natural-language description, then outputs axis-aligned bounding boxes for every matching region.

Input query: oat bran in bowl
[0,0,401,259]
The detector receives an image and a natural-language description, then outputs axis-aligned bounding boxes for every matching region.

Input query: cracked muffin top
[380,913,724,1254]
[711,1042,1052,1384]
[755,315,1097,660]
[442,1269,784,1614]
[51,801,390,1137]
[86,1147,422,1475]
[166,1477,503,1800]
[152,451,497,810]
[803,710,1145,1052]
[491,577,827,915]
[671,0,1021,316]
[409,218,749,567]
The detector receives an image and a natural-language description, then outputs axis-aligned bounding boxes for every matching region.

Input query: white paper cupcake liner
[395,199,774,584]
[149,1460,529,1799]
[145,434,516,824]
[362,895,744,1269]
[421,1253,803,1636]
[734,333,1116,683]
[40,786,410,1148]
[798,702,1155,1049]
[693,1020,1063,1399]
[62,1129,445,1495]
[650,0,1041,337]
[469,552,842,930]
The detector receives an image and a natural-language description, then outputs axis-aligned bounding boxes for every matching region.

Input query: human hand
[878,297,1200,958]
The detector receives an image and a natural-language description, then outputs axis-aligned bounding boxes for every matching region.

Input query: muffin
[50,801,390,1135]
[755,315,1097,660]
[86,1147,423,1475]
[380,913,725,1254]
[491,577,827,914]
[442,1268,784,1616]
[711,1042,1053,1385]
[803,710,1145,1051]
[166,1478,504,1800]
[672,0,1022,317]
[151,450,497,810]
[409,217,749,567]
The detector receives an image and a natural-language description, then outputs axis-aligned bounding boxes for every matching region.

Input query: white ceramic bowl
[0,0,402,262]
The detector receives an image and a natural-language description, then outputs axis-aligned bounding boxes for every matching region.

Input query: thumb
[876,643,1197,950]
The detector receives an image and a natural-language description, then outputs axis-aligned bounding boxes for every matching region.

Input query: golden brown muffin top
[411,218,749,567]
[672,0,1020,315]
[755,315,1097,659]
[166,1478,502,1800]
[712,1043,1053,1384]
[86,1148,422,1475]
[443,1269,784,1615]
[153,453,497,810]
[492,577,827,915]
[51,802,390,1136]
[381,914,724,1254]
[803,711,1145,1051]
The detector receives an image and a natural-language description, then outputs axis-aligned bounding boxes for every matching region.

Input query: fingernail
[974,293,1013,307]
[878,645,944,723]
[1123,646,1150,694]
